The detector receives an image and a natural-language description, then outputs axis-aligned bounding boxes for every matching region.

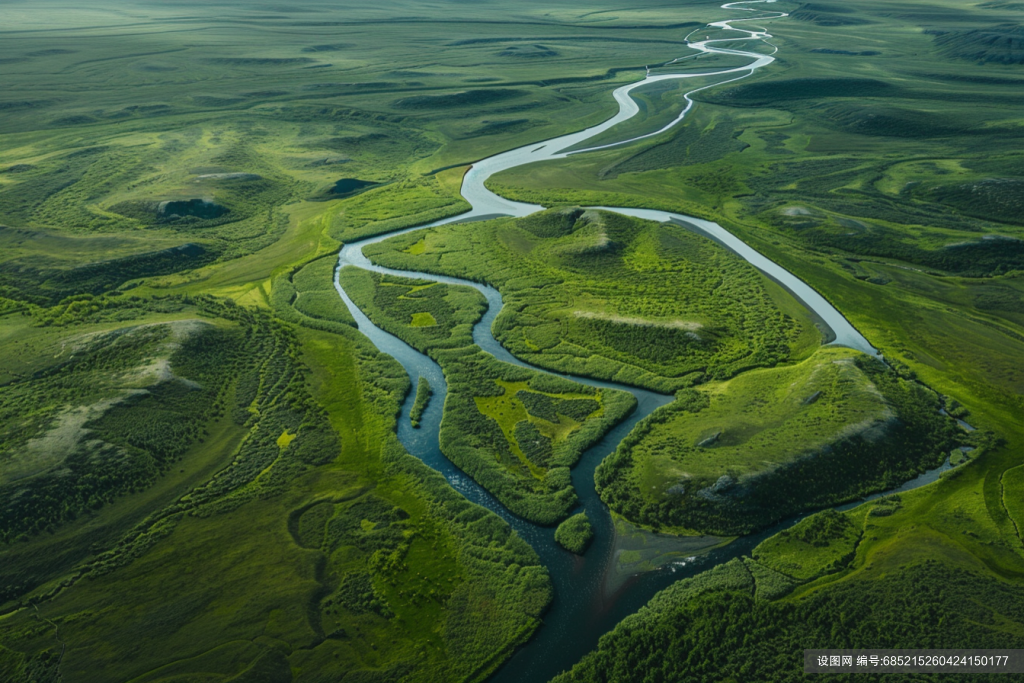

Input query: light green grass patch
[277,430,296,448]
[410,312,438,327]
[404,238,427,255]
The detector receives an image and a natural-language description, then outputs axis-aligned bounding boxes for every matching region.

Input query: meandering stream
[331,3,931,680]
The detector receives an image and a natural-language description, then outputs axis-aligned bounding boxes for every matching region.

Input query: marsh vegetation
[367,207,820,393]
[339,265,637,524]
[555,513,595,554]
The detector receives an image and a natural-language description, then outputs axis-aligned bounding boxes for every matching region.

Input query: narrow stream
[330,3,953,680]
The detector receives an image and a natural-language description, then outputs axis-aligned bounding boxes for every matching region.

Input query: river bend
[332,3,885,680]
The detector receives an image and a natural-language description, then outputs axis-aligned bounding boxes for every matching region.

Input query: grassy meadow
[439,351,635,525]
[1,0,739,678]
[0,295,553,682]
[337,268,487,354]
[339,266,637,524]
[366,207,822,392]
[474,0,1024,679]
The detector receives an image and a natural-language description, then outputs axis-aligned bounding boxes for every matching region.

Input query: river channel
[330,3,939,680]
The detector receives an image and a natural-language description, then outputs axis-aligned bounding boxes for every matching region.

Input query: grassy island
[555,513,595,555]
[410,376,433,428]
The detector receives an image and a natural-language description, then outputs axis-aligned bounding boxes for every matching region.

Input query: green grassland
[488,0,1024,275]
[290,256,352,324]
[595,347,966,534]
[0,0,744,277]
[0,0,738,315]
[0,295,552,682]
[556,459,1024,682]
[0,302,250,611]
[328,174,471,244]
[752,507,868,583]
[2,2,748,678]
[337,267,487,354]
[1005,466,1024,540]
[270,254,357,334]
[562,72,741,153]
[366,207,821,392]
[339,264,638,524]
[1,0,1023,680]
[442,0,1024,678]
[0,313,239,546]
[439,350,635,524]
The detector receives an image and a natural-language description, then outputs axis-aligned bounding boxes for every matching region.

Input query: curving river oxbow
[333,3,886,680]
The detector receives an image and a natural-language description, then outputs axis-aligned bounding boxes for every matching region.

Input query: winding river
[332,3,896,680]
